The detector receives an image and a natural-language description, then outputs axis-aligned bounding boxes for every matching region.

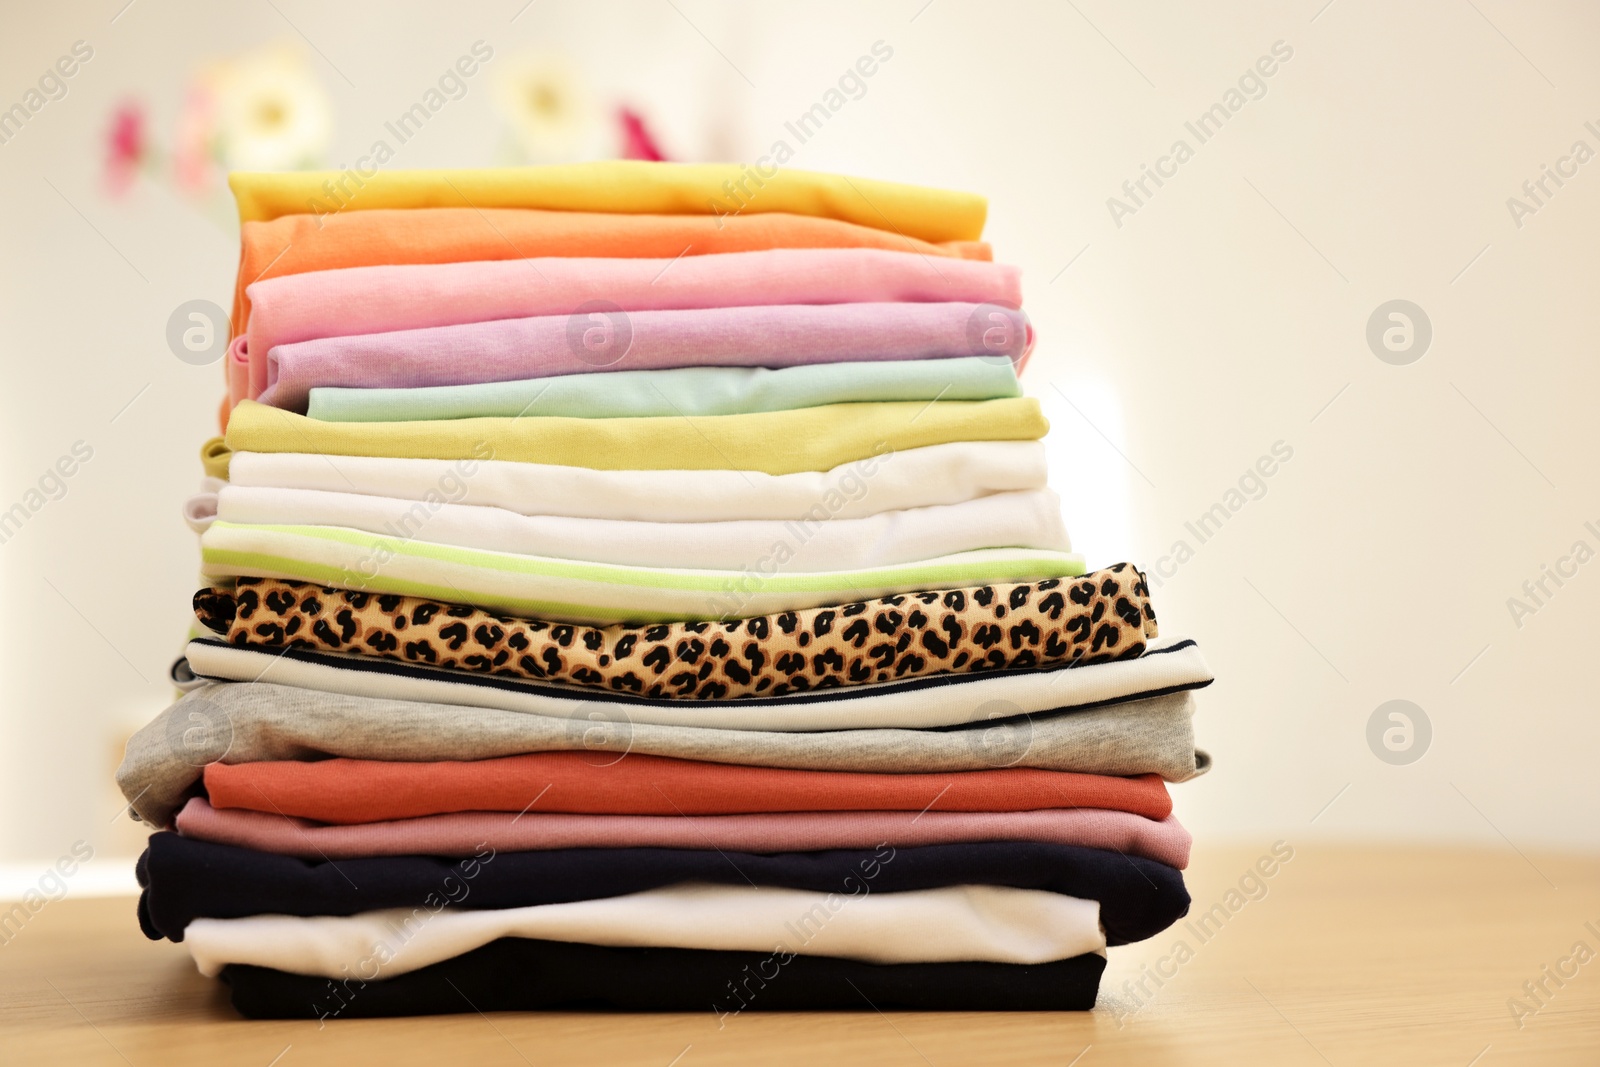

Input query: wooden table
[2,844,1597,1065]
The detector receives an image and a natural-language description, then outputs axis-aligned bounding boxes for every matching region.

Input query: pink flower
[172,86,217,197]
[617,105,668,162]
[104,99,145,197]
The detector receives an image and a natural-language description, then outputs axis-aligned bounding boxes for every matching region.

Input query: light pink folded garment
[227,345,250,409]
[259,301,1031,413]
[173,798,1192,868]
[242,249,1024,400]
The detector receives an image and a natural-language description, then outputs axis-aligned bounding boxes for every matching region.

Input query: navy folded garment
[139,833,1187,946]
[223,937,1107,1018]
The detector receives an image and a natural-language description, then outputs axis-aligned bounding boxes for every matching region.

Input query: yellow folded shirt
[223,398,1047,476]
[228,162,987,244]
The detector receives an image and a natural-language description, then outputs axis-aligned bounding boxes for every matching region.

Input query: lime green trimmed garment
[199,520,1085,625]
[224,398,1048,475]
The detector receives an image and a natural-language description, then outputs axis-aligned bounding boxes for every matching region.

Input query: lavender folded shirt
[173,798,1192,869]
[259,302,1031,413]
[241,249,1024,400]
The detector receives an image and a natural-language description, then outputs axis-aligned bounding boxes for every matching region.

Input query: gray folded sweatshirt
[118,681,1208,828]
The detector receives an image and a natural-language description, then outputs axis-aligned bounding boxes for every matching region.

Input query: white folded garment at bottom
[185,882,1105,979]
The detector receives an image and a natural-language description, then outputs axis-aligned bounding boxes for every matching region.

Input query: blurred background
[1,0,1597,887]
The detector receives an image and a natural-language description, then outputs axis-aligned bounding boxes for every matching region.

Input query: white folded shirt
[184,882,1105,979]
[191,485,1070,571]
[224,440,1049,522]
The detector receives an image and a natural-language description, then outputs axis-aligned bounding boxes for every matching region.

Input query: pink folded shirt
[173,797,1192,869]
[238,249,1025,403]
[259,301,1033,413]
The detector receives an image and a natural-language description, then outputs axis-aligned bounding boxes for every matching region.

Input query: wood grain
[1,843,1596,1065]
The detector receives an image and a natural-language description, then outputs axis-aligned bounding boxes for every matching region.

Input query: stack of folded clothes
[118,163,1214,1019]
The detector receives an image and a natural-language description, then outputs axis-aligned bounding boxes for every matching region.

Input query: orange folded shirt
[202,753,1171,825]
[231,207,992,340]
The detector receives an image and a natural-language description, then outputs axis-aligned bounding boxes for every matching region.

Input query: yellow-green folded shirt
[228,162,987,244]
[223,399,1047,475]
[200,437,231,481]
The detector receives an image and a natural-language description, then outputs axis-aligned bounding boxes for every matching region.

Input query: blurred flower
[171,85,217,196]
[103,99,146,197]
[200,42,332,171]
[492,52,594,161]
[617,105,668,162]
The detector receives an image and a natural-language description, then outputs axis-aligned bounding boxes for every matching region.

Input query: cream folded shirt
[191,486,1070,571]
[225,440,1049,523]
[184,882,1104,978]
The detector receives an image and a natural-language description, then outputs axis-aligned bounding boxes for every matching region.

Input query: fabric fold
[247,249,1021,370]
[200,752,1174,823]
[197,530,1087,623]
[260,302,1029,412]
[231,208,991,345]
[179,633,1214,733]
[304,356,1021,423]
[230,163,989,241]
[225,440,1051,523]
[173,797,1194,868]
[185,882,1104,978]
[220,940,1107,1017]
[223,397,1049,474]
[117,683,1204,829]
[201,486,1069,571]
[138,834,1190,946]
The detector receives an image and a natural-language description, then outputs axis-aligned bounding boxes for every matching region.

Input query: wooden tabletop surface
[2,843,1596,1066]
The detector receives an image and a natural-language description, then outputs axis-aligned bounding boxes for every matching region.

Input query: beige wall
[2,0,1597,865]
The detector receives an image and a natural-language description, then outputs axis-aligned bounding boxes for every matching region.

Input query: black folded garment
[139,833,1188,946]
[224,937,1107,1018]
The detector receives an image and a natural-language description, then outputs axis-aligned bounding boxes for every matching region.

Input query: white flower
[203,42,332,171]
[492,52,595,161]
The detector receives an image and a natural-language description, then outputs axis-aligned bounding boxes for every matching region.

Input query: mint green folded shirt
[305,357,1021,423]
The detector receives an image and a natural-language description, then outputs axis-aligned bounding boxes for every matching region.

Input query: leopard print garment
[194,564,1158,701]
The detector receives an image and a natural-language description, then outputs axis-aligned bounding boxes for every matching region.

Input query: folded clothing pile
[120,162,1213,1019]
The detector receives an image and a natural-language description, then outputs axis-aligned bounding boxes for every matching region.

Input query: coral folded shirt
[230,208,990,349]
[202,752,1172,824]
